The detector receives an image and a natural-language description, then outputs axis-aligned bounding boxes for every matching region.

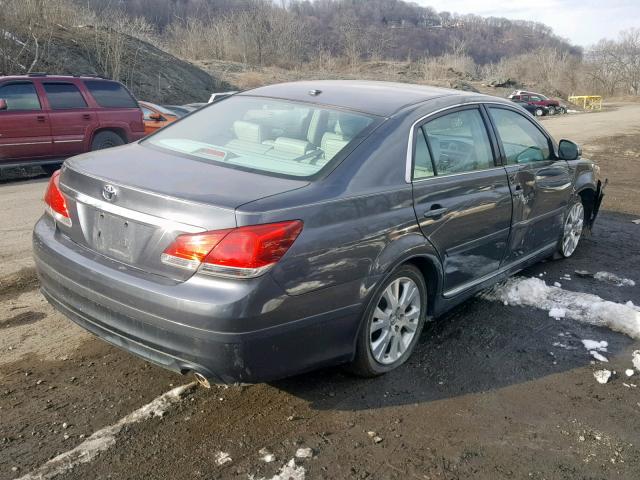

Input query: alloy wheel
[369,277,421,365]
[562,202,584,257]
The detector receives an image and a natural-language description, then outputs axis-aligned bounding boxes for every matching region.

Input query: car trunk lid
[57,144,308,281]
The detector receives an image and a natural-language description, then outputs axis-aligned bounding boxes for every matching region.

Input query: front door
[486,106,572,262]
[0,81,52,162]
[41,81,98,157]
[411,106,513,295]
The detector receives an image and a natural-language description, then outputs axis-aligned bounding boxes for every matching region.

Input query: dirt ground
[1,103,639,480]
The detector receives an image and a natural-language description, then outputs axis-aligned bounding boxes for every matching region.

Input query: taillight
[43,170,72,227]
[161,220,303,279]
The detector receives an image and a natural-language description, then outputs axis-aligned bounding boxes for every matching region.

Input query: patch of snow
[594,370,612,384]
[589,351,609,362]
[484,277,640,339]
[633,351,640,371]
[215,451,232,466]
[295,447,313,459]
[625,369,635,377]
[549,307,566,319]
[581,340,608,352]
[552,342,576,350]
[15,383,196,480]
[632,219,640,225]
[594,271,635,287]
[259,448,276,463]
[267,459,306,480]
[554,282,562,288]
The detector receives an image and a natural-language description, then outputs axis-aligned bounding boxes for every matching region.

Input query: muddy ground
[1,104,639,479]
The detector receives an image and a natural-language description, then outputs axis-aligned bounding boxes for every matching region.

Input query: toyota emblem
[102,184,118,202]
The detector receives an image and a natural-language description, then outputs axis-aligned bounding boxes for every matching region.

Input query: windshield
[144,96,377,178]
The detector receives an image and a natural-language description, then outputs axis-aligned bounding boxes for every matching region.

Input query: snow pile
[549,307,566,319]
[582,340,608,352]
[633,351,640,371]
[485,277,640,339]
[266,459,306,480]
[594,271,636,287]
[16,383,196,480]
[594,370,612,384]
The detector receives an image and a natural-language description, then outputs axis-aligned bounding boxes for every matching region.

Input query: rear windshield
[144,96,377,178]
[84,80,138,108]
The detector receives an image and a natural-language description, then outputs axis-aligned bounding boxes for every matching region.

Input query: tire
[91,131,125,151]
[348,264,427,377]
[558,199,585,258]
[41,164,61,176]
[559,106,567,114]
[548,106,556,115]
[534,108,544,117]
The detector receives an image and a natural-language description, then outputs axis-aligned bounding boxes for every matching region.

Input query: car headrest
[233,120,265,143]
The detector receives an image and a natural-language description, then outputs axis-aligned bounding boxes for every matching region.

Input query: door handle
[82,114,91,120]
[424,205,448,219]
[512,184,523,196]
[36,115,46,122]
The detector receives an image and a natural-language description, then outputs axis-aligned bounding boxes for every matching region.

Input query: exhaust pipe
[193,372,211,389]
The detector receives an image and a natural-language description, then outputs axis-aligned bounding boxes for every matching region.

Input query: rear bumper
[33,216,362,383]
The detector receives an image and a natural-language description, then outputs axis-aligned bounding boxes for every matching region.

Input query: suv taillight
[161,220,303,279]
[43,170,72,227]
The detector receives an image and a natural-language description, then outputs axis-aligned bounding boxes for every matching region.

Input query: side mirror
[0,99,7,110]
[149,112,163,121]
[558,139,581,160]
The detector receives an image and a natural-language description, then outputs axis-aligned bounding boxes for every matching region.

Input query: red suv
[0,74,145,174]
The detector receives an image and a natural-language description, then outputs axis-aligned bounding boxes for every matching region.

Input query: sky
[414,0,639,46]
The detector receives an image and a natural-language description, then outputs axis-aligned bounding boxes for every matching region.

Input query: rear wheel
[91,131,124,151]
[349,264,427,377]
[548,106,556,115]
[559,200,585,257]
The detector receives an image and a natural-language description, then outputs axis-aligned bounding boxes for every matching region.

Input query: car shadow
[271,210,639,411]
[0,165,51,185]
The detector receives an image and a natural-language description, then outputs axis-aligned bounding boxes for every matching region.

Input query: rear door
[0,81,52,161]
[411,106,513,296]
[41,81,99,157]
[486,105,572,261]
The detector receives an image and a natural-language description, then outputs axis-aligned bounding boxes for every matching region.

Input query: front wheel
[348,264,427,377]
[534,108,545,117]
[559,201,584,257]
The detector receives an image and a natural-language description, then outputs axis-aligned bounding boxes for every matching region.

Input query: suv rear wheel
[349,264,427,377]
[91,131,124,151]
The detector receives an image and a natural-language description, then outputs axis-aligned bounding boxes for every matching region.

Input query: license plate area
[92,211,140,263]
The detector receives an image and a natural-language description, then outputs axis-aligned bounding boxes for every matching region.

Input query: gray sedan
[33,81,604,385]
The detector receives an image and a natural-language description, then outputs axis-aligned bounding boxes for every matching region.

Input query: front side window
[84,80,137,108]
[0,82,41,111]
[145,96,377,178]
[43,83,87,110]
[421,109,494,176]
[489,107,551,164]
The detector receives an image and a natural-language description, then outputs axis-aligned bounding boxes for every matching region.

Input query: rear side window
[0,82,41,110]
[84,80,137,108]
[421,109,495,176]
[413,127,435,179]
[489,108,551,164]
[43,83,87,109]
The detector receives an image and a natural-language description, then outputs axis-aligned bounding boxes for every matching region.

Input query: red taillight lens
[43,170,72,226]
[161,220,303,278]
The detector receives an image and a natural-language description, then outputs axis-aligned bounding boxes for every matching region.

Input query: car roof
[240,80,499,117]
[0,75,110,81]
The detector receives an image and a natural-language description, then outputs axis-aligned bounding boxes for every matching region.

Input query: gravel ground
[1,104,639,480]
